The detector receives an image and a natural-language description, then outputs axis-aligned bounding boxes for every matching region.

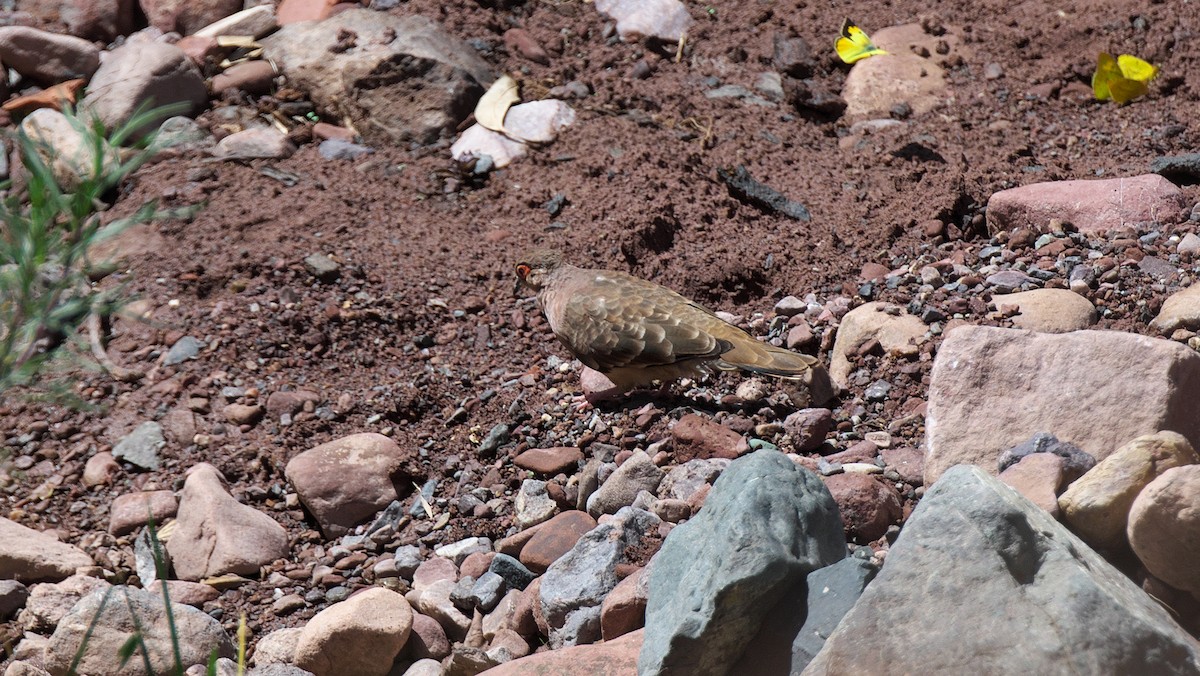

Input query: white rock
[451,123,528,169]
[594,0,693,42]
[503,100,576,144]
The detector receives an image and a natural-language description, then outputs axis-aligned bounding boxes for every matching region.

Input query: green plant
[0,105,187,397]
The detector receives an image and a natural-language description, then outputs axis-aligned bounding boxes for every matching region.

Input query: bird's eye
[516,264,532,278]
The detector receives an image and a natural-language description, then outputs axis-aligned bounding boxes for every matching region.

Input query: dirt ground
[4,0,1200,656]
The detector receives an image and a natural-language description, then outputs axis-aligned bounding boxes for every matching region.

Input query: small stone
[998,453,1065,518]
[520,510,597,574]
[514,447,583,475]
[164,335,204,365]
[822,473,903,543]
[112,422,165,471]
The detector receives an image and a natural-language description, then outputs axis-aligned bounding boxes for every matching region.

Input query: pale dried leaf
[475,75,520,133]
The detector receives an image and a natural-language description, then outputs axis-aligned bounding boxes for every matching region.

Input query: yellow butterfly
[835,19,887,64]
[1092,52,1158,105]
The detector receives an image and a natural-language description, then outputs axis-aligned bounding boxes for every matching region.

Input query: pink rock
[108,490,178,536]
[843,53,946,118]
[783,408,832,452]
[526,577,549,639]
[514,447,584,475]
[519,511,597,574]
[503,28,549,65]
[880,446,924,485]
[175,35,221,65]
[460,552,496,580]
[502,100,576,145]
[55,0,137,42]
[265,389,320,418]
[277,0,339,25]
[153,580,219,607]
[83,452,120,487]
[986,174,1187,234]
[213,128,297,160]
[594,0,693,42]
[312,122,356,142]
[822,473,902,543]
[210,60,276,96]
[670,414,746,462]
[480,627,642,675]
[81,40,207,139]
[0,518,93,582]
[999,452,1065,518]
[489,627,532,660]
[1128,466,1200,596]
[140,0,240,35]
[408,611,451,661]
[285,433,416,537]
[508,586,541,638]
[165,463,288,580]
[600,568,647,640]
[0,26,100,86]
[412,556,458,591]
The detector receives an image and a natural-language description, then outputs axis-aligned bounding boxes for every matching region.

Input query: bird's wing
[556,274,728,372]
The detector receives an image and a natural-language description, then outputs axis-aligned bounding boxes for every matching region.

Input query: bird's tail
[715,337,819,379]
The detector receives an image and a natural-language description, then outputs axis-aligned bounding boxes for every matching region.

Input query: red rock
[489,627,532,660]
[514,447,583,475]
[670,414,746,462]
[140,0,241,35]
[408,611,451,660]
[822,473,902,543]
[782,408,832,452]
[265,389,320,418]
[508,586,541,638]
[459,552,495,580]
[109,490,178,536]
[211,60,276,96]
[479,628,642,675]
[986,174,1187,235]
[600,567,647,640]
[860,262,889,281]
[175,35,221,65]
[998,452,1064,518]
[520,511,596,574]
[881,446,924,485]
[154,580,219,607]
[503,28,549,65]
[276,0,339,25]
[412,556,458,591]
[824,441,878,465]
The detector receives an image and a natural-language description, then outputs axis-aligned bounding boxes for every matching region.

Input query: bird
[514,249,820,398]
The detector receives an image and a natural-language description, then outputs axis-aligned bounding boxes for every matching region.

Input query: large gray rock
[0,518,93,583]
[803,466,1200,675]
[789,557,878,673]
[926,326,1200,484]
[43,585,234,675]
[539,507,660,648]
[639,449,847,676]
[261,10,492,146]
[285,432,416,537]
[81,38,207,140]
[166,463,289,580]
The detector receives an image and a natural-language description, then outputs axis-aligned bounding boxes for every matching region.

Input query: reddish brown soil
[4,0,1200,657]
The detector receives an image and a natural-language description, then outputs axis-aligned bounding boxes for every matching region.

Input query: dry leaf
[475,74,520,133]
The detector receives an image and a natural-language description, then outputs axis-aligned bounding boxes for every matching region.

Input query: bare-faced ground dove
[515,249,821,398]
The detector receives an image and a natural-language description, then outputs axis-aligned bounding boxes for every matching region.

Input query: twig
[87,311,143,382]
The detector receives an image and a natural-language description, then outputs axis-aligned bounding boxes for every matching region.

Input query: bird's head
[514,249,564,292]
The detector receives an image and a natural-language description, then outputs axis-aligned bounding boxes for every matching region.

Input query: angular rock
[992,288,1098,333]
[540,508,659,648]
[111,421,165,471]
[210,60,277,96]
[480,628,642,675]
[804,466,1200,674]
[987,174,1187,234]
[488,554,536,591]
[1059,431,1198,551]
[44,585,233,675]
[81,39,207,139]
[600,566,648,640]
[294,588,412,676]
[0,518,93,582]
[1150,283,1200,335]
[998,453,1065,518]
[842,53,946,118]
[408,611,450,661]
[787,557,878,673]
[412,579,470,642]
[450,123,529,170]
[0,27,100,86]
[783,408,833,452]
[519,510,596,574]
[108,490,178,536]
[18,574,109,632]
[166,463,289,580]
[926,326,1200,484]
[262,10,492,146]
[285,432,416,537]
[821,473,902,543]
[0,580,28,621]
[830,302,927,389]
[587,451,664,517]
[640,449,846,676]
[996,432,1095,483]
[670,414,745,462]
[657,458,728,502]
[501,99,576,144]
[514,479,557,529]
[1128,465,1200,596]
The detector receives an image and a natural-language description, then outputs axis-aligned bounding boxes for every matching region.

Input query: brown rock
[480,627,642,675]
[460,552,495,580]
[1,79,85,116]
[294,587,413,676]
[670,414,746,462]
[843,52,946,118]
[153,580,219,607]
[223,403,264,425]
[998,452,1065,518]
[0,518,93,582]
[0,26,100,86]
[312,122,356,142]
[822,473,902,543]
[503,28,549,65]
[830,302,927,389]
[140,0,241,35]
[600,567,647,640]
[408,611,451,661]
[514,447,584,475]
[83,452,120,487]
[108,490,178,536]
[880,447,924,485]
[519,511,597,574]
[783,408,832,452]
[210,60,276,96]
[175,35,221,65]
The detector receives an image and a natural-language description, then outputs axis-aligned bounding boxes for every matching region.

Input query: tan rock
[0,518,93,583]
[108,490,178,536]
[926,326,1200,484]
[998,452,1065,518]
[478,627,642,675]
[166,463,289,580]
[1060,431,1198,550]
[830,302,927,389]
[843,53,946,118]
[992,288,1097,333]
[600,567,648,640]
[293,588,413,676]
[1128,466,1200,595]
[1149,283,1200,335]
